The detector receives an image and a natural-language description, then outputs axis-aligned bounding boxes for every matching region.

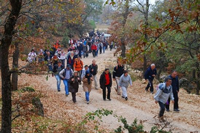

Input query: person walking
[144,64,157,93]
[53,60,64,92]
[113,61,124,95]
[119,70,132,100]
[89,60,98,89]
[154,77,174,122]
[100,68,112,101]
[66,51,77,70]
[81,65,90,80]
[27,49,37,63]
[91,43,97,57]
[59,64,74,96]
[68,71,81,103]
[73,56,83,79]
[82,71,93,104]
[165,71,180,112]
[44,51,53,72]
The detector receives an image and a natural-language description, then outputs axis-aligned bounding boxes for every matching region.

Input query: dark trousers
[99,47,102,54]
[145,79,154,92]
[71,92,76,103]
[92,50,96,57]
[103,85,111,100]
[166,91,179,110]
[159,101,165,117]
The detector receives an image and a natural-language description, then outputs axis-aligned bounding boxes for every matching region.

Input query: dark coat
[169,75,179,93]
[100,72,112,89]
[67,55,77,68]
[113,65,124,78]
[89,64,98,75]
[144,67,157,80]
[69,76,81,93]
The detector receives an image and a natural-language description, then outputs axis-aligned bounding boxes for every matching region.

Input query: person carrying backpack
[69,71,81,103]
[73,56,83,80]
[59,64,74,96]
[154,77,174,122]
[53,60,64,92]
[82,71,93,104]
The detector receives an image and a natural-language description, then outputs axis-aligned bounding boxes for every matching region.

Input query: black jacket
[144,67,157,80]
[113,65,124,78]
[169,75,179,93]
[100,72,112,89]
[89,64,98,75]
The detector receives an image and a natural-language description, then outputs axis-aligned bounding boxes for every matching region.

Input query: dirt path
[32,50,200,132]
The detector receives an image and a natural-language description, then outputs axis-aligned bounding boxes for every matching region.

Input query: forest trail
[17,49,200,133]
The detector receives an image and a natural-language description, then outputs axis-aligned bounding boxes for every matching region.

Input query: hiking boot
[158,116,165,122]
[125,97,128,101]
[174,109,180,112]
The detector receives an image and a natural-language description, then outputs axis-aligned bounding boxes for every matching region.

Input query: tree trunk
[12,43,19,91]
[121,43,126,57]
[0,48,2,69]
[1,0,22,132]
[196,71,200,95]
[143,0,149,76]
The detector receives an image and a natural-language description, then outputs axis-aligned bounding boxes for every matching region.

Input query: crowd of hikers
[26,32,180,122]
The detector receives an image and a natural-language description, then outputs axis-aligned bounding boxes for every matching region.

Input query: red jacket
[91,44,97,50]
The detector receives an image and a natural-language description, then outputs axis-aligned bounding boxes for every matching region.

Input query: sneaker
[166,109,170,112]
[108,99,111,101]
[150,91,154,94]
[58,90,60,92]
[103,99,106,101]
[122,96,125,98]
[87,101,89,104]
[66,94,69,97]
[145,88,148,92]
[125,97,128,101]
[174,109,180,112]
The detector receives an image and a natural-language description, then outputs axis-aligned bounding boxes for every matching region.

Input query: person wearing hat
[100,68,112,101]
[53,60,64,92]
[69,71,81,103]
[59,64,74,96]
[119,70,132,101]
[82,71,93,104]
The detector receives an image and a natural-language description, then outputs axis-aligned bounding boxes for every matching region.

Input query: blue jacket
[169,75,179,93]
[144,67,157,80]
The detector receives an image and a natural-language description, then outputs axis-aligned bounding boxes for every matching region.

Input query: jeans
[103,46,106,53]
[55,75,61,91]
[61,59,65,68]
[85,92,90,101]
[145,79,154,92]
[63,79,69,95]
[48,64,53,72]
[103,85,111,100]
[159,101,165,117]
